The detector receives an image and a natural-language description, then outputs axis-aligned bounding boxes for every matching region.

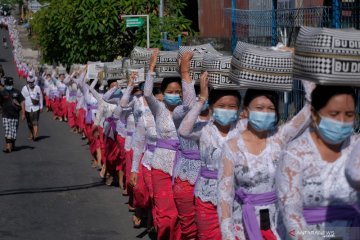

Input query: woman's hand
[149,48,160,73]
[130,172,138,187]
[199,71,209,102]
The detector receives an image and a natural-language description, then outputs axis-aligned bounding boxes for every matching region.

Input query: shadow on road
[0,181,105,196]
[35,135,50,142]
[0,58,7,62]
[13,145,35,151]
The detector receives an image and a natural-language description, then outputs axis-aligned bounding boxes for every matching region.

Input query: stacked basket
[104,61,125,81]
[293,27,360,86]
[202,53,239,90]
[178,44,218,82]
[155,51,180,78]
[230,41,294,91]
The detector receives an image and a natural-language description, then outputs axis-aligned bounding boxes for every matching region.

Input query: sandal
[132,215,142,228]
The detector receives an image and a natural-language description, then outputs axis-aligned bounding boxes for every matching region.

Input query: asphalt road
[0,29,147,240]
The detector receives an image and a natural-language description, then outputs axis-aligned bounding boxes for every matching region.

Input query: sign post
[122,14,150,48]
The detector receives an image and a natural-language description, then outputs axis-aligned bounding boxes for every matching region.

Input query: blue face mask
[213,108,238,126]
[201,100,209,112]
[164,93,182,106]
[317,115,353,145]
[5,86,13,91]
[111,88,123,99]
[249,111,277,132]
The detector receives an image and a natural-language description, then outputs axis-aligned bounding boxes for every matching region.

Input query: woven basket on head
[155,51,180,78]
[104,61,125,81]
[178,44,220,82]
[203,53,240,90]
[130,47,152,65]
[294,26,360,86]
[230,41,293,91]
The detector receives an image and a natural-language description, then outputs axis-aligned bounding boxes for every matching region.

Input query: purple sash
[69,90,77,98]
[156,138,181,162]
[199,166,218,179]
[235,187,277,240]
[104,117,118,140]
[85,105,97,124]
[304,205,360,238]
[145,143,156,153]
[181,149,200,161]
[126,131,133,137]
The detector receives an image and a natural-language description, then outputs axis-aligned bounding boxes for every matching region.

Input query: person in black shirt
[0,77,25,153]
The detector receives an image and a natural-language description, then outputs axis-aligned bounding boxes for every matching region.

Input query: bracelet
[198,96,207,102]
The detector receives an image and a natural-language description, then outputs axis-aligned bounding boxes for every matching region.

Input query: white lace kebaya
[131,100,157,172]
[277,129,360,240]
[178,100,247,205]
[144,73,196,176]
[217,101,311,240]
[345,138,360,191]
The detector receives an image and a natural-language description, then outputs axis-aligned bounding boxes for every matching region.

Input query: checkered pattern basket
[130,47,152,65]
[178,44,219,82]
[229,41,293,91]
[294,27,360,86]
[155,51,180,78]
[203,54,240,90]
[104,61,125,81]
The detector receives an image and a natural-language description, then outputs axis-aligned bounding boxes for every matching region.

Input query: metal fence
[227,1,360,127]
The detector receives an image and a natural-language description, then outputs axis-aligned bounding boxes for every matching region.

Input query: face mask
[248,111,277,132]
[317,115,353,145]
[201,100,209,112]
[111,88,123,99]
[5,86,13,91]
[212,108,238,126]
[164,93,182,106]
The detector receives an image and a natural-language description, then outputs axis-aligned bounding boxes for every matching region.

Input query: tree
[31,0,194,66]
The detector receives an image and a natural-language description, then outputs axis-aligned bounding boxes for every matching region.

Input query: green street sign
[126,18,144,28]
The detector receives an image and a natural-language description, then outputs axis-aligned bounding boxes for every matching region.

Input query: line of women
[37,47,359,240]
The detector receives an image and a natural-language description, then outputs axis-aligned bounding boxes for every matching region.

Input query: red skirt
[116,135,126,171]
[98,127,105,164]
[59,97,67,118]
[67,102,77,128]
[143,166,157,226]
[151,169,181,240]
[104,136,121,174]
[195,197,221,240]
[125,149,133,187]
[133,154,149,209]
[50,98,60,117]
[77,109,86,131]
[174,178,197,239]
[45,96,51,108]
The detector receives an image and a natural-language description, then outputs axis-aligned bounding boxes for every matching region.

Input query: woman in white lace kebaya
[144,50,196,240]
[345,138,360,191]
[277,85,360,240]
[129,88,161,231]
[179,73,246,240]
[173,81,210,239]
[218,80,314,240]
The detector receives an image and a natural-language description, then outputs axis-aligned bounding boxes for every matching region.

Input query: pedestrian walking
[21,76,43,141]
[0,77,24,153]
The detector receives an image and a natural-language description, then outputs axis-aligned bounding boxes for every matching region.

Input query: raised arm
[218,139,237,240]
[143,49,161,117]
[178,72,209,140]
[275,80,315,146]
[276,146,307,239]
[345,138,360,191]
[173,52,197,126]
